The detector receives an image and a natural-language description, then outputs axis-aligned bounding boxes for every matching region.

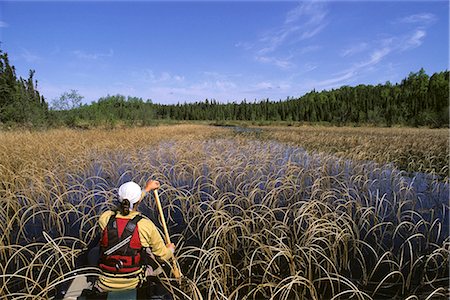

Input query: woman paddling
[94,179,175,294]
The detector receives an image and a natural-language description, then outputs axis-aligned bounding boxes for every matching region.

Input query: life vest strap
[104,214,143,255]
[100,213,144,274]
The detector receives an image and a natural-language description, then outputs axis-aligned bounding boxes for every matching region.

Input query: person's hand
[145,180,160,192]
[167,243,175,253]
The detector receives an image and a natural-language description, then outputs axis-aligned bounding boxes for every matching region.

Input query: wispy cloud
[300,63,318,74]
[189,80,236,94]
[330,10,434,90]
[190,72,239,93]
[72,49,114,60]
[256,81,274,90]
[397,13,437,25]
[258,2,328,54]
[129,69,240,101]
[149,80,240,103]
[131,70,279,102]
[299,45,321,55]
[21,48,41,63]
[0,21,8,28]
[356,28,427,68]
[234,41,252,50]
[238,2,328,70]
[285,2,328,34]
[215,80,237,91]
[401,29,426,50]
[254,55,294,69]
[253,81,290,91]
[316,29,426,90]
[309,70,356,90]
[341,42,369,57]
[136,69,185,84]
[356,47,391,69]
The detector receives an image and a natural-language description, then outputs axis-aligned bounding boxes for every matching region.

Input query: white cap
[118,181,142,209]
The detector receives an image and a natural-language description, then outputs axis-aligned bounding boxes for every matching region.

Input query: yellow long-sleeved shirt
[97,209,173,291]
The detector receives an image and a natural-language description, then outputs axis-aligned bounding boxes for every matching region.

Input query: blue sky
[1,1,448,105]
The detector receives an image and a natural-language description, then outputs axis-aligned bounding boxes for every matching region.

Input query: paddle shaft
[153,189,181,279]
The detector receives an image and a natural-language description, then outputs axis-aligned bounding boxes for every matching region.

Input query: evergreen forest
[0,48,448,128]
[0,49,48,126]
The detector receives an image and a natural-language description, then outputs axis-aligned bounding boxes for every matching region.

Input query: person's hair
[120,199,130,216]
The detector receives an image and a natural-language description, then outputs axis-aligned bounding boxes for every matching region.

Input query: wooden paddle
[153,189,182,279]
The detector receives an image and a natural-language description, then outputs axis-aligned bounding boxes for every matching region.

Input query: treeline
[150,68,448,127]
[52,94,154,128]
[56,68,448,128]
[0,49,48,126]
[0,44,448,128]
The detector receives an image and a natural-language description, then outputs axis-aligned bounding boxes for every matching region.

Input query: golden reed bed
[0,125,448,299]
[262,126,449,178]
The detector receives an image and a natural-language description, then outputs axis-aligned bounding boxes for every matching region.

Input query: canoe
[57,273,173,300]
[55,246,173,300]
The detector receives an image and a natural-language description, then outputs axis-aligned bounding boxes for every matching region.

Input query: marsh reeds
[0,125,448,299]
[262,126,449,179]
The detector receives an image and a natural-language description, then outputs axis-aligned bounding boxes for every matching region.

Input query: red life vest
[99,213,143,274]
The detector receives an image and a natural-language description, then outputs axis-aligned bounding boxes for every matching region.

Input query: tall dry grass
[262,126,449,178]
[0,125,448,299]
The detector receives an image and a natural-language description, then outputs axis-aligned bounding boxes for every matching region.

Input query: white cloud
[0,21,8,28]
[124,70,243,102]
[260,2,328,54]
[72,49,114,60]
[254,81,275,90]
[254,55,294,69]
[241,2,328,70]
[318,9,436,91]
[135,69,185,84]
[356,29,426,65]
[142,70,296,103]
[40,73,295,105]
[398,13,437,25]
[188,75,238,92]
[356,47,391,68]
[325,39,402,87]
[301,63,318,73]
[299,45,321,55]
[402,29,426,50]
[309,70,356,90]
[341,42,369,57]
[285,2,327,27]
[243,80,292,96]
[332,24,428,88]
[257,26,299,55]
[234,41,253,50]
[159,72,171,82]
[21,48,41,63]
[215,80,237,91]
[300,22,327,40]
